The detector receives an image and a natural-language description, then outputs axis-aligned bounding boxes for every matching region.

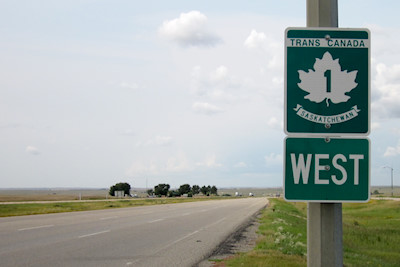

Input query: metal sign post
[306,1,342,266]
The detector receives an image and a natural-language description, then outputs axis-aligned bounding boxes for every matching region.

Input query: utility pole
[383,166,394,197]
[306,1,343,267]
[391,168,394,197]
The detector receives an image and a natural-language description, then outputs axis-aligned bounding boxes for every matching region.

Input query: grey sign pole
[306,1,343,267]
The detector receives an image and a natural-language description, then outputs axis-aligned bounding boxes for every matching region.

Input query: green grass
[0,197,220,217]
[223,199,400,267]
[223,199,307,266]
[342,200,400,267]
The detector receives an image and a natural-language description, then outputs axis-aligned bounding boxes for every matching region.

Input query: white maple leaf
[297,52,358,106]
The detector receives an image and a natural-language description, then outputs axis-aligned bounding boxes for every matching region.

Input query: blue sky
[1,1,400,189]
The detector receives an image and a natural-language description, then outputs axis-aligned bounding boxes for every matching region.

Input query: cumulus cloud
[244,29,279,51]
[159,11,221,47]
[192,102,224,115]
[384,142,400,157]
[267,117,283,130]
[26,146,40,155]
[371,122,380,131]
[244,30,268,49]
[212,65,229,81]
[166,153,192,172]
[191,65,242,104]
[372,63,400,118]
[126,152,192,177]
[126,161,160,176]
[196,154,222,168]
[244,29,282,70]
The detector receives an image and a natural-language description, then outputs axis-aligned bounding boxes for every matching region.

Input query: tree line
[109,182,218,197]
[147,183,218,197]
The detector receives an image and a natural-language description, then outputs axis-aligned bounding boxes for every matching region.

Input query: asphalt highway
[0,197,267,267]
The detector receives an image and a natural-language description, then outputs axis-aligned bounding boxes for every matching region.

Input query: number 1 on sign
[324,70,331,93]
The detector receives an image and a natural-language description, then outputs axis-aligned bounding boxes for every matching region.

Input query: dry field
[0,186,397,203]
[0,187,282,202]
[0,189,109,202]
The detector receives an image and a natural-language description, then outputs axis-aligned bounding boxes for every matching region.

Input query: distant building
[114,190,124,197]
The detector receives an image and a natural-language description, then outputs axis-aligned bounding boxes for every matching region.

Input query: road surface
[0,197,267,267]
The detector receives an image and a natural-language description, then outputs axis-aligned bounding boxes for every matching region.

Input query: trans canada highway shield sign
[284,28,370,135]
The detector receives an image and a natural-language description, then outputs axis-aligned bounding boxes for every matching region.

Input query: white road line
[126,259,140,265]
[171,230,199,245]
[100,216,119,221]
[159,230,200,252]
[157,216,226,253]
[148,218,164,223]
[18,224,54,231]
[203,217,226,229]
[182,212,191,216]
[78,230,110,239]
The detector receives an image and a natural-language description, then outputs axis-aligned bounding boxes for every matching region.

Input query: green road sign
[285,28,370,135]
[284,137,370,202]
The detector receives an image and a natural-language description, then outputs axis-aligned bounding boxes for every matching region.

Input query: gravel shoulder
[196,199,269,266]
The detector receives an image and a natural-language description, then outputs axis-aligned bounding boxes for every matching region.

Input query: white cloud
[196,154,222,168]
[192,102,223,115]
[265,153,282,166]
[244,30,267,49]
[244,29,282,70]
[372,63,400,118]
[190,65,242,104]
[126,152,191,177]
[166,153,192,172]
[371,122,380,131]
[26,146,40,155]
[212,65,229,81]
[159,11,221,47]
[266,117,283,131]
[125,161,160,176]
[384,143,400,157]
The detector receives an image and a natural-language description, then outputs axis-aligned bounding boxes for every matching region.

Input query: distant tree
[200,185,209,196]
[147,189,154,196]
[178,184,191,195]
[109,182,131,196]
[210,185,218,195]
[154,183,170,197]
[168,190,181,197]
[192,185,200,195]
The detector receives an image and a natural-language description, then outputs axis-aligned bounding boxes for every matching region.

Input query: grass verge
[221,198,307,267]
[0,197,220,217]
[221,198,400,267]
[343,199,400,266]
